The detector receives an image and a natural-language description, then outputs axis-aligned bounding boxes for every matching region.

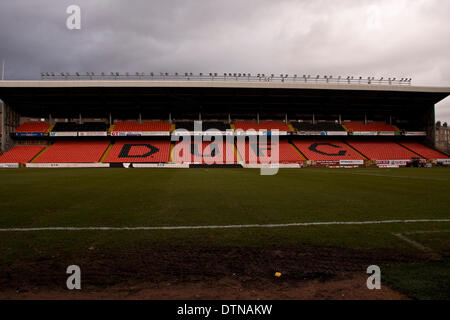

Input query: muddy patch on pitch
[0,245,416,299]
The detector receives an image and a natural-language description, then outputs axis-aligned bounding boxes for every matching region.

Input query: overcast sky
[0,0,449,121]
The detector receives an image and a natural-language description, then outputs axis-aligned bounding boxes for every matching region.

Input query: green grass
[383,261,450,300]
[0,167,449,298]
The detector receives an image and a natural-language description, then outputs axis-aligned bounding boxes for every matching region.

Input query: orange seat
[343,122,398,132]
[236,140,302,164]
[34,141,109,163]
[113,121,170,132]
[173,140,236,164]
[0,145,45,163]
[347,141,419,160]
[292,140,364,160]
[15,122,49,133]
[105,140,170,163]
[399,142,449,160]
[234,121,290,132]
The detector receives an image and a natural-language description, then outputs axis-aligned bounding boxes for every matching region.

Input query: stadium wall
[1,102,20,153]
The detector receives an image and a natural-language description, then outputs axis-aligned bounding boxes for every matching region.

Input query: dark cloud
[0,0,449,120]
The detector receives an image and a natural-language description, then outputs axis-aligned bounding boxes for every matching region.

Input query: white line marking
[392,233,434,252]
[0,219,449,232]
[392,230,450,259]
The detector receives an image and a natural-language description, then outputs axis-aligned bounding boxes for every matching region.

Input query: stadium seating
[113,121,171,132]
[396,123,425,132]
[52,122,78,132]
[292,140,365,161]
[51,122,109,132]
[15,122,49,133]
[0,145,46,163]
[78,122,109,131]
[399,142,449,159]
[347,141,420,160]
[233,121,290,132]
[34,141,110,163]
[173,140,236,164]
[104,140,170,163]
[174,121,230,131]
[236,139,303,163]
[343,122,399,132]
[291,122,345,132]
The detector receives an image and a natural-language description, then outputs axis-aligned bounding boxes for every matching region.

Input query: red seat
[0,145,45,163]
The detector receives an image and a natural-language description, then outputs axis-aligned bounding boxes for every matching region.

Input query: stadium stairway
[346,140,419,160]
[343,141,369,160]
[99,143,114,162]
[290,142,307,160]
[30,145,52,163]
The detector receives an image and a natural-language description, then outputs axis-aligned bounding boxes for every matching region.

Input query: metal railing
[40,72,412,86]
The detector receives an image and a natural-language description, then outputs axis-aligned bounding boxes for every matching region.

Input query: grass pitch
[0,167,449,298]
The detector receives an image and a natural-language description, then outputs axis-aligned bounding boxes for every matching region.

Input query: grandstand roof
[0,80,449,118]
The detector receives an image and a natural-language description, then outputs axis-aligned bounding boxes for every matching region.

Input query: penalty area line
[0,219,449,232]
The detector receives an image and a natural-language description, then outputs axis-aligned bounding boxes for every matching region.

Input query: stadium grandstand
[0,75,449,168]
